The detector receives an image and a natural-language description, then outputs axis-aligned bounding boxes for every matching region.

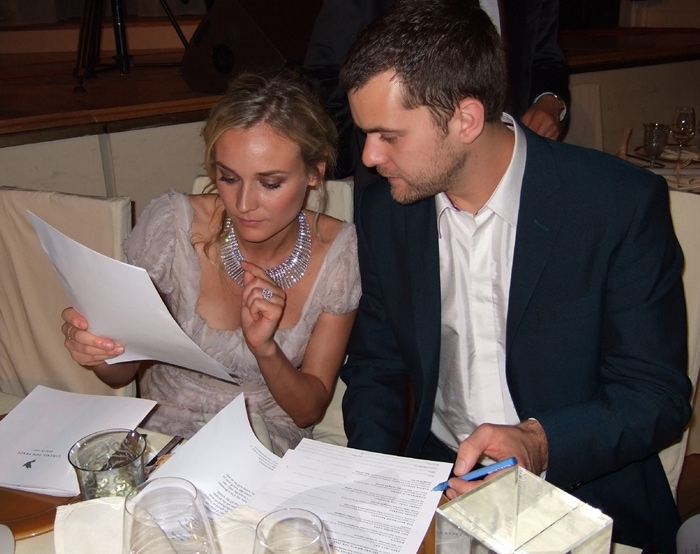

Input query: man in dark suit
[338,1,692,551]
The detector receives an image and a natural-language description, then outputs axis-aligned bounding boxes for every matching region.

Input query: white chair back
[0,187,136,398]
[659,189,700,495]
[564,83,604,151]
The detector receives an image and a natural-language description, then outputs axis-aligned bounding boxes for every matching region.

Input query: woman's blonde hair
[198,70,338,264]
[202,69,337,211]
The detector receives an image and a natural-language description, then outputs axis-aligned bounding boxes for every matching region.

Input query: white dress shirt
[431,114,526,452]
[479,0,501,34]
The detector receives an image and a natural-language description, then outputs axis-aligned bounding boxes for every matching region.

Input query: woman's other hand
[239,261,285,357]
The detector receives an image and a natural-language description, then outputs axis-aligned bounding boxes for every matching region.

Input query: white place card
[0,386,156,496]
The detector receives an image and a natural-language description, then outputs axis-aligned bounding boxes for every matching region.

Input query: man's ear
[456,98,486,145]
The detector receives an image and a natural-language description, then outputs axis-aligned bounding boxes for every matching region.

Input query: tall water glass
[123,477,219,554]
[642,123,668,168]
[253,509,331,554]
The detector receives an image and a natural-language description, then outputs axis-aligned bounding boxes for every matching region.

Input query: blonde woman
[61,71,360,455]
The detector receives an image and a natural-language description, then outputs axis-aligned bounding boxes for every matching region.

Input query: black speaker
[180,0,322,94]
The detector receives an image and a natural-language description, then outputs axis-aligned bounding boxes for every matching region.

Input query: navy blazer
[341,127,692,551]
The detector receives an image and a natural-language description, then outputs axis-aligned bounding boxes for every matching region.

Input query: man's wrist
[533,92,567,122]
[520,418,549,474]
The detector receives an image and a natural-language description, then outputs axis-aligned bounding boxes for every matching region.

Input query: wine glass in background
[671,106,696,163]
[642,123,669,168]
[253,509,331,554]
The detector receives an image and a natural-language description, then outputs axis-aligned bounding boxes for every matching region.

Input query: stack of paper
[0,386,156,496]
[153,395,451,554]
[249,439,450,554]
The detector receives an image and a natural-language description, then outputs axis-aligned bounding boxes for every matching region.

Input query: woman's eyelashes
[218,173,239,185]
[217,172,282,190]
[260,180,282,190]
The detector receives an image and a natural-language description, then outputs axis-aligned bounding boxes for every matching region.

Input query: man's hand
[444,419,549,500]
[521,94,564,140]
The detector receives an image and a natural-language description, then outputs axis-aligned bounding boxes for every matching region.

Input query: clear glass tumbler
[68,428,147,500]
[253,508,331,554]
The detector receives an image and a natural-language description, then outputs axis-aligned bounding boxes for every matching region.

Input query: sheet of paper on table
[151,394,281,517]
[249,440,452,554]
[153,394,452,554]
[28,212,233,382]
[0,385,156,496]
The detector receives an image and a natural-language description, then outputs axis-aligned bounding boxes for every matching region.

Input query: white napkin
[664,172,700,193]
[662,145,700,162]
[54,497,266,554]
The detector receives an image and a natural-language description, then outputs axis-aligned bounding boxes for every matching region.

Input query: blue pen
[432,456,517,492]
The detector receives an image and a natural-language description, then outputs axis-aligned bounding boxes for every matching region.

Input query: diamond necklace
[220,211,311,290]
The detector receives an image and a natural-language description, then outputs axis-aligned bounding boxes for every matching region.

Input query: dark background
[1,0,624,30]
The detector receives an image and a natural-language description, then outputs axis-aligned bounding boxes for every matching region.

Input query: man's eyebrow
[361,126,403,135]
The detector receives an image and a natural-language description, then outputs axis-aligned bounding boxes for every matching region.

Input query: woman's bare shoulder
[189,193,223,236]
[308,211,345,243]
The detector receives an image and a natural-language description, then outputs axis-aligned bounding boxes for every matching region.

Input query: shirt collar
[436,113,526,228]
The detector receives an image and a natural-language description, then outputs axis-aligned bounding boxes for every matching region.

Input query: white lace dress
[124,190,361,455]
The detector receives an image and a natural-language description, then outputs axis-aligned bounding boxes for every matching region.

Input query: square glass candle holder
[435,466,612,554]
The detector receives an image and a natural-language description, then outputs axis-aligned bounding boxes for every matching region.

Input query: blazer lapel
[403,199,442,395]
[506,134,568,354]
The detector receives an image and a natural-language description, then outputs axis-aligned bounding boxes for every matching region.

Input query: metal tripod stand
[73,0,189,93]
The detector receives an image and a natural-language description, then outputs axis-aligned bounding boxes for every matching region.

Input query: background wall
[0,122,205,218]
[620,0,700,28]
[565,60,700,154]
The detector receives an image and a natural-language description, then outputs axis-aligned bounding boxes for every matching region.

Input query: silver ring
[261,288,273,301]
[66,324,75,341]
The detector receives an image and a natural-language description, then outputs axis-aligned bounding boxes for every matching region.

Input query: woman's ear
[456,98,486,145]
[308,162,327,188]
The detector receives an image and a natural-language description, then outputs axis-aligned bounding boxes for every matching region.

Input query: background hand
[521,95,562,140]
[61,307,124,367]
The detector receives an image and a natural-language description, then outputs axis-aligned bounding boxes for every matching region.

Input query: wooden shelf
[0,49,221,147]
[561,27,700,73]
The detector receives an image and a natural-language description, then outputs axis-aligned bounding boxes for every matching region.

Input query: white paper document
[151,394,450,554]
[152,394,281,518]
[0,386,156,496]
[29,212,233,382]
[249,439,452,554]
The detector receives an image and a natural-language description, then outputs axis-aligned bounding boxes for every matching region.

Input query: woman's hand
[239,261,286,358]
[61,307,125,367]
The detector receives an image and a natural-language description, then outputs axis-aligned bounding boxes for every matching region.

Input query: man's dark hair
[340,0,507,130]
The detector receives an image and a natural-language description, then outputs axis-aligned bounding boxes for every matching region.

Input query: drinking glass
[68,428,147,500]
[123,477,219,554]
[671,106,696,161]
[642,123,669,168]
[253,509,331,554]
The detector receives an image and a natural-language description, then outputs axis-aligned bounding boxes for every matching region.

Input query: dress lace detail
[123,189,360,455]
